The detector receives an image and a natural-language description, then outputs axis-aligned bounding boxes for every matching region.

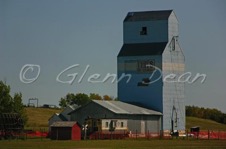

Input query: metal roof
[118,42,167,57]
[50,121,78,127]
[58,114,68,121]
[93,100,162,115]
[68,104,79,110]
[124,10,173,22]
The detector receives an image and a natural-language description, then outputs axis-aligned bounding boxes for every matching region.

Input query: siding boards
[70,102,161,134]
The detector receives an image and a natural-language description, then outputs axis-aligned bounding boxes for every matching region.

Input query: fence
[0,129,48,140]
[189,130,226,140]
[128,130,170,139]
[2,129,226,140]
[88,130,226,140]
[24,130,48,139]
[88,130,176,140]
[89,131,129,140]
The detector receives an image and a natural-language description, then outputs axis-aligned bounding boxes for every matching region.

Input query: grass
[25,107,62,129]
[186,117,226,131]
[0,139,226,149]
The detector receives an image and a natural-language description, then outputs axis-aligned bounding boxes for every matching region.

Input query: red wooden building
[50,121,81,140]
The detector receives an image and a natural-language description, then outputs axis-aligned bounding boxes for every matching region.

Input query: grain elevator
[117,10,185,133]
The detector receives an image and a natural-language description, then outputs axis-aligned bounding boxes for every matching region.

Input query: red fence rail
[26,131,48,137]
[89,132,129,140]
[190,131,226,140]
[21,130,226,140]
[2,129,226,140]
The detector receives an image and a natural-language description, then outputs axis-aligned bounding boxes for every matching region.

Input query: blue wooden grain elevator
[117,10,185,133]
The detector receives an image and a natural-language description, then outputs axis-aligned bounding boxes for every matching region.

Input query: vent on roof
[128,12,134,16]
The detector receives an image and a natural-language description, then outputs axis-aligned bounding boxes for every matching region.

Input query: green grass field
[186,117,226,131]
[25,107,62,129]
[0,139,226,149]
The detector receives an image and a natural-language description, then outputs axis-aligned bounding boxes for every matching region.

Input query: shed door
[141,121,145,134]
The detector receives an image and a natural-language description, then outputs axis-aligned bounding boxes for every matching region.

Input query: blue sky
[1,0,226,112]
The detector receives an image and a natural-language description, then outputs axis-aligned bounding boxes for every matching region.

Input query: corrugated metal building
[85,118,128,134]
[117,10,185,133]
[70,100,162,134]
[50,121,81,140]
[48,105,78,127]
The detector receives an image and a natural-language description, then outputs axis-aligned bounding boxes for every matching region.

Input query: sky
[0,0,226,112]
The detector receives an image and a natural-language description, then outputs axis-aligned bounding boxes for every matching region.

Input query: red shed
[50,121,81,140]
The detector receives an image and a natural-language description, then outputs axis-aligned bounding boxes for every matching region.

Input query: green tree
[59,92,117,107]
[186,105,226,124]
[185,106,192,116]
[0,81,27,124]
[59,93,91,107]
[114,97,119,101]
[0,81,13,113]
[13,93,28,124]
[59,98,68,108]
[73,93,90,106]
[59,93,76,108]
[66,93,76,105]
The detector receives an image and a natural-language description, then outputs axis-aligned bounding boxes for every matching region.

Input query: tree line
[59,93,117,108]
[0,81,28,124]
[186,105,226,124]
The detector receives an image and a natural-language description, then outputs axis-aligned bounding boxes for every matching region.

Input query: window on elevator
[140,27,147,35]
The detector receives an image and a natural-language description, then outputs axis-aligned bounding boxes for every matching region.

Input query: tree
[59,98,68,108]
[114,97,119,101]
[13,93,28,124]
[59,93,76,108]
[185,106,192,116]
[103,95,113,101]
[0,81,27,124]
[59,92,116,107]
[185,105,226,124]
[13,93,24,113]
[89,93,102,100]
[0,81,13,113]
[66,93,76,105]
[59,93,91,107]
[73,93,90,106]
